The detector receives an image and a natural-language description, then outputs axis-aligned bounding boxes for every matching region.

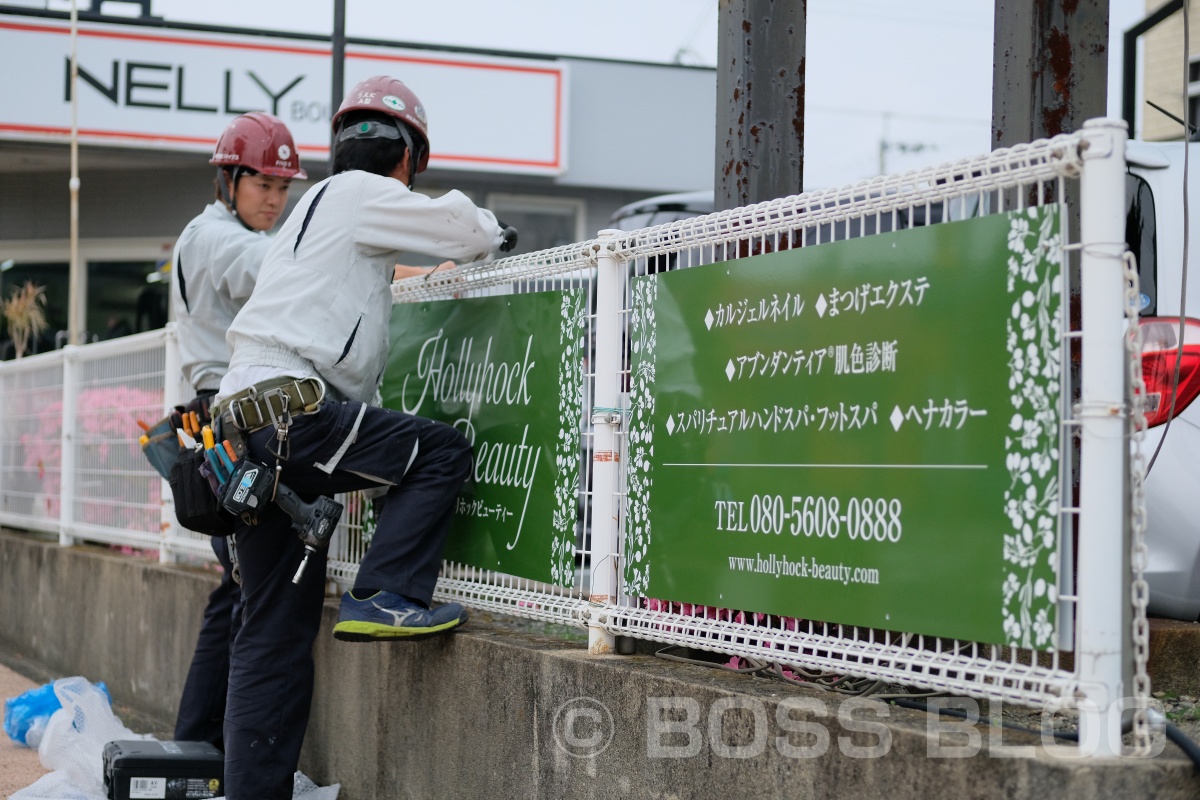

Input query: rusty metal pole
[993,0,1129,720]
[991,0,1110,149]
[715,0,806,212]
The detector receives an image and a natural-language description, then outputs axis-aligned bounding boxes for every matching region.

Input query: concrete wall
[1,530,1198,800]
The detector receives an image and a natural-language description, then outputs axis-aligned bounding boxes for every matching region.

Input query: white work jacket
[170,202,272,392]
[223,170,504,405]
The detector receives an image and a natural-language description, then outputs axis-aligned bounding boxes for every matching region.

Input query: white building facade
[0,5,715,352]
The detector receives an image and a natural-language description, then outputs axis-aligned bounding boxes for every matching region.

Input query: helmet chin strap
[394,123,418,190]
[216,166,255,230]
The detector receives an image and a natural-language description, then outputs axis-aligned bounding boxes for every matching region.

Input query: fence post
[160,323,183,564]
[58,345,78,547]
[587,230,623,654]
[0,361,6,517]
[1075,117,1129,757]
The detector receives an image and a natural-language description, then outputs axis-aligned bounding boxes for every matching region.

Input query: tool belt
[215,376,326,433]
[170,446,237,537]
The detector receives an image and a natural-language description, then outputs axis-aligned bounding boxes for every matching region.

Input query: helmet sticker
[382,95,406,112]
[277,143,292,161]
[414,105,427,124]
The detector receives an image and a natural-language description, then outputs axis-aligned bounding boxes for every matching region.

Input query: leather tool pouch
[169,446,237,537]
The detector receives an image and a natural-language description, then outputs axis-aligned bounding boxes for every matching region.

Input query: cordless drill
[220,459,343,584]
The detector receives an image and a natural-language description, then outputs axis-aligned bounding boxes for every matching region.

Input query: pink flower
[17,385,164,530]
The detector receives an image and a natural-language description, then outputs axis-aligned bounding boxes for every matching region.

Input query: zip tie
[1060,241,1130,257]
[591,408,625,425]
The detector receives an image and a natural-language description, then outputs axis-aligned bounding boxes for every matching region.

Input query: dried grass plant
[3,281,48,358]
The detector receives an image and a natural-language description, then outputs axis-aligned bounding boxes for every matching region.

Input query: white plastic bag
[293,770,341,800]
[11,677,340,800]
[10,676,146,800]
[208,771,340,800]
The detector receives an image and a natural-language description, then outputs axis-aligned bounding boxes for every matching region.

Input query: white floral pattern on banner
[1002,206,1063,649]
[550,289,586,585]
[625,277,658,596]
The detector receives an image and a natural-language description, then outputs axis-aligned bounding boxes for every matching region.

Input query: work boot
[332,590,467,642]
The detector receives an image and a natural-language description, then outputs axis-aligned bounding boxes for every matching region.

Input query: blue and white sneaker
[333,590,467,642]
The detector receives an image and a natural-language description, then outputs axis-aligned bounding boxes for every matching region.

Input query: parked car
[610,190,714,231]
[1126,141,1200,620]
[611,143,1200,621]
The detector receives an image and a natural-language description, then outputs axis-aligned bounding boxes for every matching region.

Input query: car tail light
[1139,316,1200,428]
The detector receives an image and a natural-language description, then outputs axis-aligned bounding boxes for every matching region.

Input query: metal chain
[1122,250,1153,755]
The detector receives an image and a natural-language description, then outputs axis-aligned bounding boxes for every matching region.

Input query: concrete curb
[2,530,1198,799]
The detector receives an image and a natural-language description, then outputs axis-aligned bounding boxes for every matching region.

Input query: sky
[34,0,1154,191]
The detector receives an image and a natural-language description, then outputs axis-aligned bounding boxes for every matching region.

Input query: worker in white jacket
[169,111,306,752]
[171,112,306,394]
[213,76,515,800]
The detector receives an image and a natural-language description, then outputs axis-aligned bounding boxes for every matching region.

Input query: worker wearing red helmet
[213,76,515,799]
[169,111,305,752]
[173,111,307,395]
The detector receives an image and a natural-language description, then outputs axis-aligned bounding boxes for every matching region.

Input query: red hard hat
[210,111,307,180]
[332,76,430,172]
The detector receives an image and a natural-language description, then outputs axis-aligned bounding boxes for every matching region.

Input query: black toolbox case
[102,740,223,800]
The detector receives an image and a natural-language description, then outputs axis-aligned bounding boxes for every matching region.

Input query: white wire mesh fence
[0,351,64,535]
[598,132,1091,709]
[64,332,167,551]
[0,123,1141,748]
[389,242,601,629]
[0,332,177,551]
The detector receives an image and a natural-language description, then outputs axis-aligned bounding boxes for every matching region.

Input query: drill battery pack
[102,740,223,800]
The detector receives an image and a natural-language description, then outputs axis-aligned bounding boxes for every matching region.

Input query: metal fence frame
[0,119,1141,755]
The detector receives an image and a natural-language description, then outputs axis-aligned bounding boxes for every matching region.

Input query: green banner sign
[384,290,585,586]
[627,207,1063,648]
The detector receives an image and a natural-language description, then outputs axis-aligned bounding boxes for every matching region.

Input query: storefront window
[90,260,169,339]
[0,259,165,358]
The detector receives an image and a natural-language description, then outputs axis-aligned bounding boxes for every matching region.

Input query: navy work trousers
[222,400,472,800]
[174,535,242,749]
[176,388,242,750]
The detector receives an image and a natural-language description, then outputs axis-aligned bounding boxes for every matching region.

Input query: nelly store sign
[383,291,586,586]
[626,208,1065,649]
[0,15,565,175]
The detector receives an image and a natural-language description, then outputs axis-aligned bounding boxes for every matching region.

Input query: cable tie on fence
[1059,242,1132,258]
[1074,400,1132,418]
[591,406,628,426]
